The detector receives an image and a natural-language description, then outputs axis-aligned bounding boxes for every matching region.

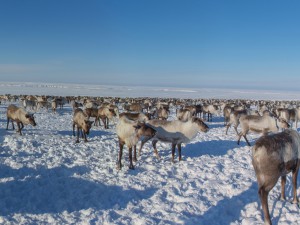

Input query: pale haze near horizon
[0,1,299,90]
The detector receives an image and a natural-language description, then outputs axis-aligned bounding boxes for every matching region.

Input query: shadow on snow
[0,165,157,215]
[57,129,112,138]
[183,182,259,225]
[184,139,247,157]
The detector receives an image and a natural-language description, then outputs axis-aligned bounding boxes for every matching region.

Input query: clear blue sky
[0,0,299,90]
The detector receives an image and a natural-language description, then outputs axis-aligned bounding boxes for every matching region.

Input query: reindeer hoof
[129,165,135,170]
[116,163,122,170]
[75,140,79,143]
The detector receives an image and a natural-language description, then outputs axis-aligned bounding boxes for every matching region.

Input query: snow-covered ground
[2,81,300,100]
[0,83,300,224]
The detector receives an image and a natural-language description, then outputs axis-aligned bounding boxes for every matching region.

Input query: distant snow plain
[0,82,299,224]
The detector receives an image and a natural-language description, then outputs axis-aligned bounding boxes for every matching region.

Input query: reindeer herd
[1,94,300,225]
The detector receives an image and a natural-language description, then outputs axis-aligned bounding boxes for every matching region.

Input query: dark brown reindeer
[84,108,99,126]
[252,129,300,225]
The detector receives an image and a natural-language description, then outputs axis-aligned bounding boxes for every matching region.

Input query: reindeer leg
[152,140,160,159]
[292,167,299,204]
[225,124,230,135]
[258,187,272,225]
[106,118,109,129]
[11,120,15,130]
[138,136,151,157]
[76,127,80,143]
[6,117,10,130]
[237,132,243,145]
[177,144,182,161]
[97,116,101,126]
[93,116,97,126]
[171,143,176,163]
[280,175,286,201]
[243,135,251,146]
[234,126,239,135]
[133,145,137,162]
[128,147,134,169]
[72,123,76,136]
[101,117,107,129]
[16,122,20,133]
[19,122,24,135]
[117,139,124,170]
[83,131,88,142]
[15,122,21,135]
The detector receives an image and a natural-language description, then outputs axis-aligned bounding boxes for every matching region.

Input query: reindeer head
[83,120,93,135]
[192,117,209,133]
[109,108,117,117]
[134,122,157,138]
[278,118,290,130]
[25,114,37,126]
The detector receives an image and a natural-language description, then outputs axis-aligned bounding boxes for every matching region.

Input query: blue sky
[0,0,299,90]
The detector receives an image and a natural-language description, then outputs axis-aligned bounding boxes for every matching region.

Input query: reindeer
[237,114,290,146]
[6,104,37,135]
[252,129,300,225]
[202,104,219,122]
[116,116,157,170]
[96,106,116,129]
[139,117,209,162]
[72,108,93,143]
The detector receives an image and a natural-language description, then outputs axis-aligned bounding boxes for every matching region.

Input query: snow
[0,82,300,224]
[2,81,300,100]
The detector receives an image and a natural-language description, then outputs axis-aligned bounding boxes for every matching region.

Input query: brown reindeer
[252,129,300,225]
[6,104,37,135]
[84,108,99,126]
[73,108,93,143]
[96,106,116,129]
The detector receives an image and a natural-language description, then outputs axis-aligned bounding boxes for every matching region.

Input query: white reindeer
[116,116,157,170]
[139,117,209,162]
